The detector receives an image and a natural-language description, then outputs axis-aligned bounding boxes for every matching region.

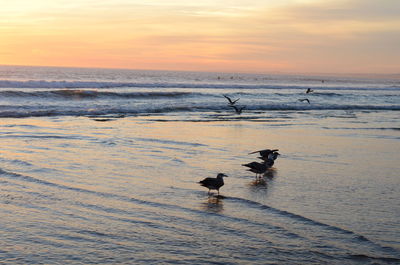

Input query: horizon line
[1,63,399,79]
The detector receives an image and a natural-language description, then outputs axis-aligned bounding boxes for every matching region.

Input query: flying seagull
[223,95,240,105]
[229,105,245,114]
[199,173,228,195]
[298,98,310,104]
[306,88,314,94]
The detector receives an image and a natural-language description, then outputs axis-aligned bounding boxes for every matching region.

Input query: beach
[1,66,400,264]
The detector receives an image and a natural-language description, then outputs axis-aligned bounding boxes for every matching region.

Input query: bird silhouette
[223,95,240,105]
[245,150,280,179]
[298,98,310,104]
[248,149,279,157]
[229,105,245,114]
[306,88,314,94]
[258,151,280,161]
[199,173,228,195]
[242,160,274,179]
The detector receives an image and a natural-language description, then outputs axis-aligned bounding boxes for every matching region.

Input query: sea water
[1,65,399,264]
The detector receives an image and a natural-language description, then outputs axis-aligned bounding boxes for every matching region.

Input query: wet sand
[1,114,400,263]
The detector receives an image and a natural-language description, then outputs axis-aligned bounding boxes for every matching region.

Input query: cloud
[1,0,399,73]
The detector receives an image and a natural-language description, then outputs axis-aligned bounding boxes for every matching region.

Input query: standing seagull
[242,159,274,179]
[198,173,228,195]
[229,105,245,114]
[223,95,240,105]
[245,150,280,179]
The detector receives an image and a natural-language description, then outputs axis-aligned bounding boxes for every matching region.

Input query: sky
[1,0,399,74]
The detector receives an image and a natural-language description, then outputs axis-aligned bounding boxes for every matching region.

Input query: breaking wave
[0,90,199,99]
[0,104,399,118]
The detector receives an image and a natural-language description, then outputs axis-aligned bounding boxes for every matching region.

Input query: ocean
[1,65,399,264]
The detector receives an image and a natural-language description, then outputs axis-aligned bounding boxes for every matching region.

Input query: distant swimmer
[223,95,240,105]
[298,98,310,104]
[306,88,314,94]
[229,105,245,114]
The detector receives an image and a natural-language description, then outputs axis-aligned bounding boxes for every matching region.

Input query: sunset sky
[1,0,399,74]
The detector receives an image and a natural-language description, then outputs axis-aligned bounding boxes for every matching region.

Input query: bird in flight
[229,105,245,114]
[223,95,240,105]
[298,98,310,104]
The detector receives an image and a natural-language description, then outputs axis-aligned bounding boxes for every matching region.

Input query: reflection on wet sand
[263,168,277,179]
[247,169,277,193]
[201,195,224,213]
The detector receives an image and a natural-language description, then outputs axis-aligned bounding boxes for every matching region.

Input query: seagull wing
[223,95,233,104]
[248,149,278,155]
[199,177,215,186]
[232,98,240,104]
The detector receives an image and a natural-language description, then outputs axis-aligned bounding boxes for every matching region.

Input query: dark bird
[306,88,314,94]
[298,98,310,104]
[258,151,280,161]
[245,150,280,179]
[229,105,245,114]
[199,173,228,195]
[242,160,274,179]
[223,95,240,105]
[249,149,279,157]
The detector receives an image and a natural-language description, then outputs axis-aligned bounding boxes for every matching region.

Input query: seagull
[244,150,280,179]
[298,98,310,104]
[242,160,274,179]
[223,95,240,105]
[306,88,314,94]
[259,151,280,161]
[198,173,228,195]
[229,105,245,114]
[249,149,279,157]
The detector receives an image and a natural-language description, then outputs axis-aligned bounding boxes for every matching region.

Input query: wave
[347,254,400,263]
[1,79,399,90]
[227,196,374,243]
[226,196,400,259]
[0,90,198,99]
[323,127,400,131]
[0,104,399,118]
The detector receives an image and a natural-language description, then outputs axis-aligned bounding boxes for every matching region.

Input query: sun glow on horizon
[1,0,399,74]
